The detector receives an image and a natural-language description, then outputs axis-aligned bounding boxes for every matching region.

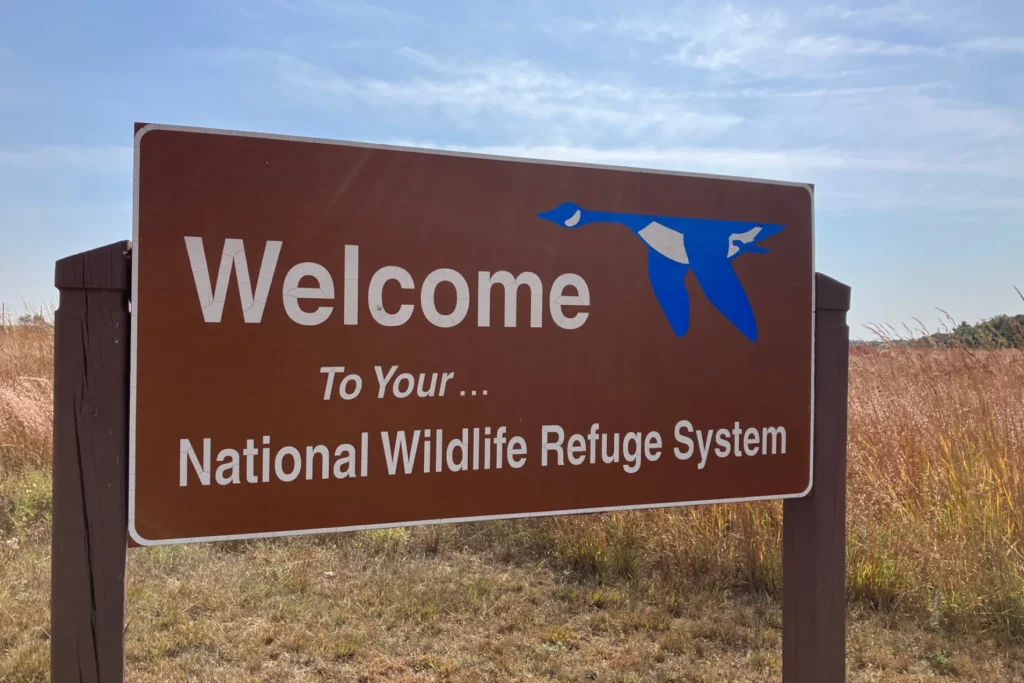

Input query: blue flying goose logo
[537,203,785,342]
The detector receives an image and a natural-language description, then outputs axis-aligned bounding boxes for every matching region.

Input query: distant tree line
[853,313,1024,350]
[0,310,53,328]
[933,314,1024,349]
[16,312,51,327]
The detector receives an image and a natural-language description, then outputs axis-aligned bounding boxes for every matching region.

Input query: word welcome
[185,238,590,329]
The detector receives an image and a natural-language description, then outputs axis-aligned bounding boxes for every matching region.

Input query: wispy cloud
[203,47,743,141]
[592,2,1019,80]
[386,141,1024,212]
[395,142,1024,181]
[811,3,931,26]
[603,3,1023,72]
[0,145,132,174]
[608,2,936,76]
[786,34,929,58]
[253,0,419,22]
[618,3,790,72]
[955,36,1024,54]
[192,3,1023,216]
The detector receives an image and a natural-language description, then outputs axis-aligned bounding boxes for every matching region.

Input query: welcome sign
[129,124,814,545]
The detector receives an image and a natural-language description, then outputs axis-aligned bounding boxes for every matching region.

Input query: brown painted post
[782,272,851,682]
[51,241,132,683]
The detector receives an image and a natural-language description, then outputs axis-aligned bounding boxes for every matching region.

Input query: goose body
[536,202,785,342]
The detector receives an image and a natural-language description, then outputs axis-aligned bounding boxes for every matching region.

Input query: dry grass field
[2,322,1023,681]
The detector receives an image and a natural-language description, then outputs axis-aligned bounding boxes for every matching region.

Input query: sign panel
[130,124,814,545]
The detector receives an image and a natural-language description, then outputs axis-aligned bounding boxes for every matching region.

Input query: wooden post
[783,273,851,682]
[51,241,132,683]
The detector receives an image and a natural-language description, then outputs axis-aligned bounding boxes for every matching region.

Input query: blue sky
[1,0,1022,337]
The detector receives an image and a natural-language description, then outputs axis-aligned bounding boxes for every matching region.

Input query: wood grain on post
[783,273,851,682]
[51,241,132,683]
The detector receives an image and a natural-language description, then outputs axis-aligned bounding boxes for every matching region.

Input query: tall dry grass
[0,322,53,473]
[1,322,1022,640]
[845,345,1024,635]
[519,343,1024,639]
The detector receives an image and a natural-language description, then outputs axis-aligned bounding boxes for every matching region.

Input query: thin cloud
[811,3,931,26]
[386,141,1024,212]
[396,142,1024,180]
[207,47,744,141]
[786,34,929,58]
[620,3,790,72]
[614,2,786,44]
[191,2,1022,220]
[254,0,419,22]
[0,145,132,174]
[597,2,976,76]
[955,36,1024,54]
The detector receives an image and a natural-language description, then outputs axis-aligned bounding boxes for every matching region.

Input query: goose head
[726,222,786,259]
[537,202,586,229]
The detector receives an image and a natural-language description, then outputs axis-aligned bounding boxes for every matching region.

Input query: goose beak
[536,207,561,224]
[537,203,583,228]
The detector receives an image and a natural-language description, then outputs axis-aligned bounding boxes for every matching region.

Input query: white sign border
[129,123,817,547]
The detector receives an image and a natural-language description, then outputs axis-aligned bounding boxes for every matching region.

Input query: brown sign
[129,124,814,545]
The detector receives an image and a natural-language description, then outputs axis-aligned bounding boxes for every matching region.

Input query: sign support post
[51,241,132,683]
[783,273,851,683]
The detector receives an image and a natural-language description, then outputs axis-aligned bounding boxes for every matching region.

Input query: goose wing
[647,250,691,337]
[690,257,758,342]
